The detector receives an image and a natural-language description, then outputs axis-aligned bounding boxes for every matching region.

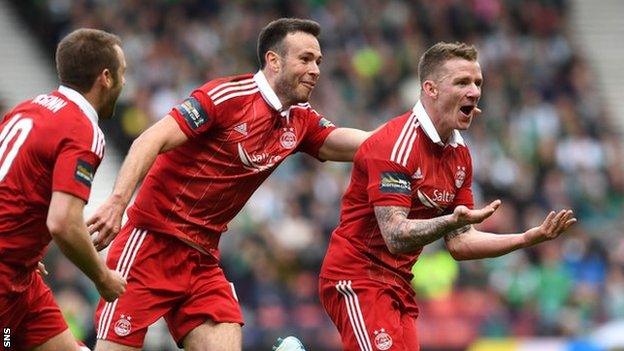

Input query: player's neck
[435,122,453,143]
[263,69,297,111]
[421,100,453,143]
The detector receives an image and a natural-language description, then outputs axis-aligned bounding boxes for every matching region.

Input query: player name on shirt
[31,94,67,113]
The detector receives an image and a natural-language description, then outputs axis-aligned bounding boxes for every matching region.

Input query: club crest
[455,166,466,188]
[280,127,297,149]
[114,314,132,337]
[374,328,393,350]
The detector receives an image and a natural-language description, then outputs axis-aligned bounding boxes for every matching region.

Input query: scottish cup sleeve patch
[174,97,210,130]
[379,172,411,194]
[318,117,335,128]
[75,159,94,187]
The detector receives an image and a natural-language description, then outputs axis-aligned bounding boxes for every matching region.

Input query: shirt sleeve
[365,156,413,208]
[52,136,102,202]
[169,89,217,138]
[297,108,337,160]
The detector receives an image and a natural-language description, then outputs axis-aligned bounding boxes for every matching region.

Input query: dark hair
[418,42,478,84]
[56,28,122,93]
[257,18,321,68]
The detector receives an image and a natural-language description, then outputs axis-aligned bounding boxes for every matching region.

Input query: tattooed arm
[374,206,458,254]
[444,208,578,261]
[374,199,502,255]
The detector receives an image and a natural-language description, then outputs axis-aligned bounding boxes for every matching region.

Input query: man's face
[274,32,322,105]
[433,58,482,131]
[100,45,126,119]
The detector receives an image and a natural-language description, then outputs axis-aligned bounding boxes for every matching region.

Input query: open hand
[523,209,577,246]
[452,199,501,227]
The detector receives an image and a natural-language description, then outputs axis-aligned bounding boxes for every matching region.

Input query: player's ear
[266,50,281,73]
[422,80,438,99]
[100,68,114,89]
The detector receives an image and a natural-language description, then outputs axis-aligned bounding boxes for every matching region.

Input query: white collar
[253,70,295,120]
[57,85,99,124]
[412,100,464,148]
[254,71,284,112]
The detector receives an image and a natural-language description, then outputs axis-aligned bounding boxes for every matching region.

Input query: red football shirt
[320,101,474,299]
[127,71,337,257]
[0,86,105,294]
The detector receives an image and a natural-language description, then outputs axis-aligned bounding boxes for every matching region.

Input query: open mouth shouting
[459,104,476,117]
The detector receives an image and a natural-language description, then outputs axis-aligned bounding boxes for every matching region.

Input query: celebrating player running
[319,42,577,351]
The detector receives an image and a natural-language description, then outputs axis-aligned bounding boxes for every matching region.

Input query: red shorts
[319,278,419,351]
[94,224,242,348]
[0,273,68,350]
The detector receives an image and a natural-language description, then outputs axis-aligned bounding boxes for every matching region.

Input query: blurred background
[0,0,623,350]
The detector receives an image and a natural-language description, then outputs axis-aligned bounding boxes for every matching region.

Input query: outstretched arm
[88,115,188,250]
[318,128,371,161]
[374,200,501,254]
[318,123,386,161]
[444,209,577,260]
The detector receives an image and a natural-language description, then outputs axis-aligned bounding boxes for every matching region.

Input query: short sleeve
[52,137,102,202]
[297,108,337,160]
[170,89,217,138]
[365,156,413,208]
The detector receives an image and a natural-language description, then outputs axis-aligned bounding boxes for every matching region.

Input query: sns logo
[3,328,10,347]
[373,328,392,350]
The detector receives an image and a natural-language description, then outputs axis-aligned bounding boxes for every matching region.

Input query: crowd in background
[5,0,624,350]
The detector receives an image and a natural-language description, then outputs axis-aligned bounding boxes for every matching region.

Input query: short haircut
[257,18,321,68]
[418,42,478,84]
[56,28,122,93]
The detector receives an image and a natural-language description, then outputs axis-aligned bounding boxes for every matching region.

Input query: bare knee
[94,340,141,351]
[183,321,241,351]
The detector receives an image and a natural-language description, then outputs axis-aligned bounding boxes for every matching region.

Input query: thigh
[165,262,243,347]
[30,329,79,351]
[95,225,185,348]
[320,278,418,351]
[94,340,141,351]
[18,274,69,350]
[182,320,241,351]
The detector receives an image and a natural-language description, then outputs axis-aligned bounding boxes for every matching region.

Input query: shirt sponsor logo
[374,328,393,350]
[237,143,281,172]
[280,127,297,149]
[114,314,132,337]
[455,166,466,188]
[379,172,411,195]
[75,159,94,187]
[318,117,335,128]
[175,97,209,130]
[417,188,456,213]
